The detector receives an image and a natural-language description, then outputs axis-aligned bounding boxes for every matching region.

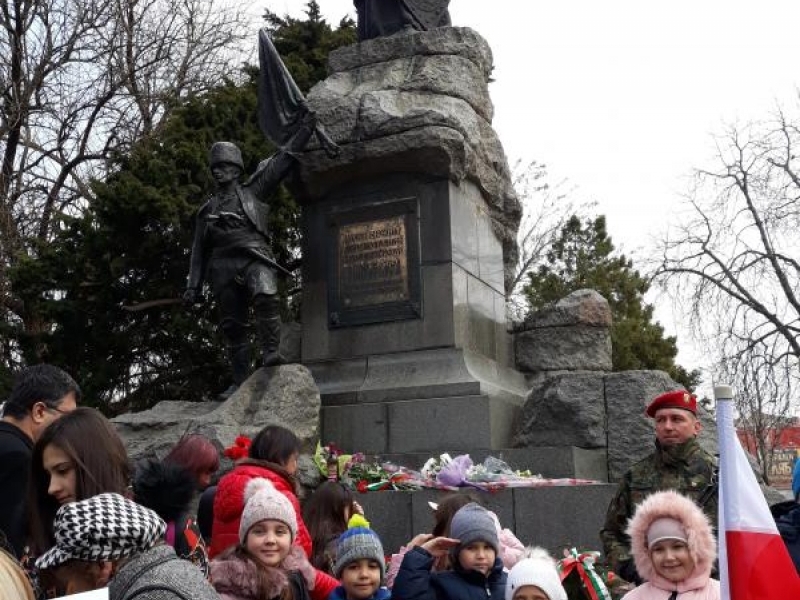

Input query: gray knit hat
[333,524,386,580]
[450,503,499,553]
[238,478,298,543]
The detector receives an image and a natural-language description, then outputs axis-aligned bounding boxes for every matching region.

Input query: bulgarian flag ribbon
[715,385,800,599]
[559,548,611,600]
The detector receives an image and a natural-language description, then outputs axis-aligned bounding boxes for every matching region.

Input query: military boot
[256,314,285,367]
[254,294,285,367]
[218,343,251,400]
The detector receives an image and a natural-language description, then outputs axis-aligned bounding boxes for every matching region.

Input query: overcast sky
[264,0,800,377]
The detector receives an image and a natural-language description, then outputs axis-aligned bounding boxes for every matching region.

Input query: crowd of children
[0,420,724,600]
[0,367,726,600]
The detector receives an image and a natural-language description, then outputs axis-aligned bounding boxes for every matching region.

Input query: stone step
[356,484,617,559]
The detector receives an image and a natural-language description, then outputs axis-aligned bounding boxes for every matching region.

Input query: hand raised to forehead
[421,536,459,557]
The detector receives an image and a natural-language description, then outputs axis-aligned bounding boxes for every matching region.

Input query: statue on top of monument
[183,30,338,397]
[354,0,451,41]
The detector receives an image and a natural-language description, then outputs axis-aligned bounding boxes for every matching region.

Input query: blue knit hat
[333,515,386,580]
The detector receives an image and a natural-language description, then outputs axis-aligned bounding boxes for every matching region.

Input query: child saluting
[393,503,507,600]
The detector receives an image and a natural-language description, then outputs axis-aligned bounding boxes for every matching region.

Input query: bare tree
[656,102,800,367]
[0,0,252,367]
[508,159,594,320]
[717,340,797,484]
[655,101,800,462]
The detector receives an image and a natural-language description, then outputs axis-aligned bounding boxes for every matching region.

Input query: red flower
[357,480,369,493]
[224,435,252,460]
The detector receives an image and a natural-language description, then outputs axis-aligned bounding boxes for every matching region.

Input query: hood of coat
[211,544,316,600]
[626,490,716,592]
[133,458,196,522]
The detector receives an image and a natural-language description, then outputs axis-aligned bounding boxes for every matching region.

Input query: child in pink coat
[622,490,719,600]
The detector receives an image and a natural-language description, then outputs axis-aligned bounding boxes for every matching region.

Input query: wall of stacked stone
[511,289,717,483]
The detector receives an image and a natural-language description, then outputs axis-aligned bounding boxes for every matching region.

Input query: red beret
[646,390,697,417]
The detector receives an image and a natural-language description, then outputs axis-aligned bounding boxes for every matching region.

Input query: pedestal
[297,173,526,454]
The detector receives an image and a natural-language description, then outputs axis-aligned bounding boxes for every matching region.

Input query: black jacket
[0,421,33,556]
[393,546,507,600]
[773,500,800,574]
[134,459,209,578]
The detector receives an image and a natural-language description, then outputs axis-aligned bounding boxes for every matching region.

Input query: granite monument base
[357,485,617,557]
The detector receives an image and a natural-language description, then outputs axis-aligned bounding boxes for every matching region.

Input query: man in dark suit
[0,364,80,556]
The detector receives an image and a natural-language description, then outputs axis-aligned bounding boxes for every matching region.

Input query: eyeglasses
[42,403,70,416]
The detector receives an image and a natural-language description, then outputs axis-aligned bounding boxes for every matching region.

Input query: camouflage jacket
[600,437,718,576]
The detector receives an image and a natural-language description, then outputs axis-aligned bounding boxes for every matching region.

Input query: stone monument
[289,27,527,457]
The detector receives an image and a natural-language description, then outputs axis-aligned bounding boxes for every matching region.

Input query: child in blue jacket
[392,503,507,600]
[329,516,391,600]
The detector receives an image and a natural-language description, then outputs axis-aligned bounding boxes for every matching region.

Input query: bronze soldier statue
[600,390,718,585]
[183,28,338,396]
[183,114,316,395]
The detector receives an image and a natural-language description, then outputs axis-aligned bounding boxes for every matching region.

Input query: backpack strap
[114,553,182,600]
[126,583,192,600]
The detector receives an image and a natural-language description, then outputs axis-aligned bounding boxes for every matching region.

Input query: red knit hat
[646,390,697,417]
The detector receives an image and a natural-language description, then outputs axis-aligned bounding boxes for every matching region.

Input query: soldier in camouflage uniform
[600,390,718,584]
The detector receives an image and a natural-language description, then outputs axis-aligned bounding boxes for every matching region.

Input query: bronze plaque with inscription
[327,197,421,327]
[338,216,408,308]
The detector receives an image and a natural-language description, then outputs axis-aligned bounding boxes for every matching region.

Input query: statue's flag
[715,385,800,599]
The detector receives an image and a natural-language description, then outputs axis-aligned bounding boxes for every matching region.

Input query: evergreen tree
[3,3,356,408]
[264,1,357,94]
[524,215,700,390]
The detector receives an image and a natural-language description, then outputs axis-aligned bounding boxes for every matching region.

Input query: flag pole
[714,384,800,599]
[714,385,733,600]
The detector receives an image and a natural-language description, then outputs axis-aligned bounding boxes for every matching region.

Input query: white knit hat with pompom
[238,478,297,543]
[505,547,567,600]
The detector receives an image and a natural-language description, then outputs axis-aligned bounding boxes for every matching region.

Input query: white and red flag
[715,385,800,599]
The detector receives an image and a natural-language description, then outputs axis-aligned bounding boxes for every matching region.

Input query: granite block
[321,403,388,454]
[512,485,617,551]
[466,275,498,359]
[449,180,479,276]
[388,395,494,452]
[355,491,413,553]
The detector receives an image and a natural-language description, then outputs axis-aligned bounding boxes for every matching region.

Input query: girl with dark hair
[165,434,220,490]
[27,407,131,556]
[24,407,130,598]
[303,482,363,574]
[210,425,338,600]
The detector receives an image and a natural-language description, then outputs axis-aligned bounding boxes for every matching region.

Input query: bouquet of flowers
[341,454,422,492]
[421,453,455,481]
